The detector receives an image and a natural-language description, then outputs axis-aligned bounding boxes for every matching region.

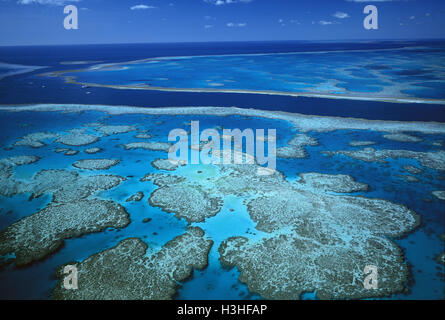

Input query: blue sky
[0,0,444,46]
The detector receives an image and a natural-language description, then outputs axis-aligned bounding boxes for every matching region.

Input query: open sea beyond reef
[0,41,444,300]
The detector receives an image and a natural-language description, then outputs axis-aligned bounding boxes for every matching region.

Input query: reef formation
[0,167,129,266]
[0,104,443,300]
[53,227,212,300]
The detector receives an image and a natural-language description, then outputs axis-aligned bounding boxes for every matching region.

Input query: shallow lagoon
[0,105,443,299]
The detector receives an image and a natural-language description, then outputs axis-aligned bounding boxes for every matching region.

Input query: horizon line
[1,38,445,48]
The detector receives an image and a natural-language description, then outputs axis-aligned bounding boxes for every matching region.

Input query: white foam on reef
[2,104,445,134]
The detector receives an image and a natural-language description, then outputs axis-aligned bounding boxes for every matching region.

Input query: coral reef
[84,147,102,154]
[126,192,144,202]
[56,132,99,146]
[55,148,79,156]
[141,173,185,186]
[297,172,369,193]
[14,132,58,148]
[349,141,376,147]
[0,155,40,197]
[0,169,128,266]
[135,134,152,139]
[52,227,212,300]
[436,253,445,266]
[149,183,223,223]
[218,183,419,299]
[72,159,120,170]
[151,158,186,171]
[121,142,172,152]
[382,133,423,143]
[403,165,423,175]
[432,191,445,201]
[398,175,419,183]
[277,134,318,159]
[94,125,137,136]
[323,148,445,171]
[0,199,129,266]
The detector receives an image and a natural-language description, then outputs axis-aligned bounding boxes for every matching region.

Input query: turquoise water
[0,109,443,299]
[66,46,445,100]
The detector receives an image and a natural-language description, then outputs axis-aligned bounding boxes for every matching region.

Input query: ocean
[1,41,445,121]
[0,41,444,300]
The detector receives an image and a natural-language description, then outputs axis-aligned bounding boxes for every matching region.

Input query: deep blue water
[0,41,444,300]
[0,41,444,122]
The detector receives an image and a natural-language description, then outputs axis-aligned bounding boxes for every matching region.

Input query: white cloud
[204,0,253,6]
[227,22,247,27]
[130,4,156,10]
[17,0,80,5]
[333,11,350,19]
